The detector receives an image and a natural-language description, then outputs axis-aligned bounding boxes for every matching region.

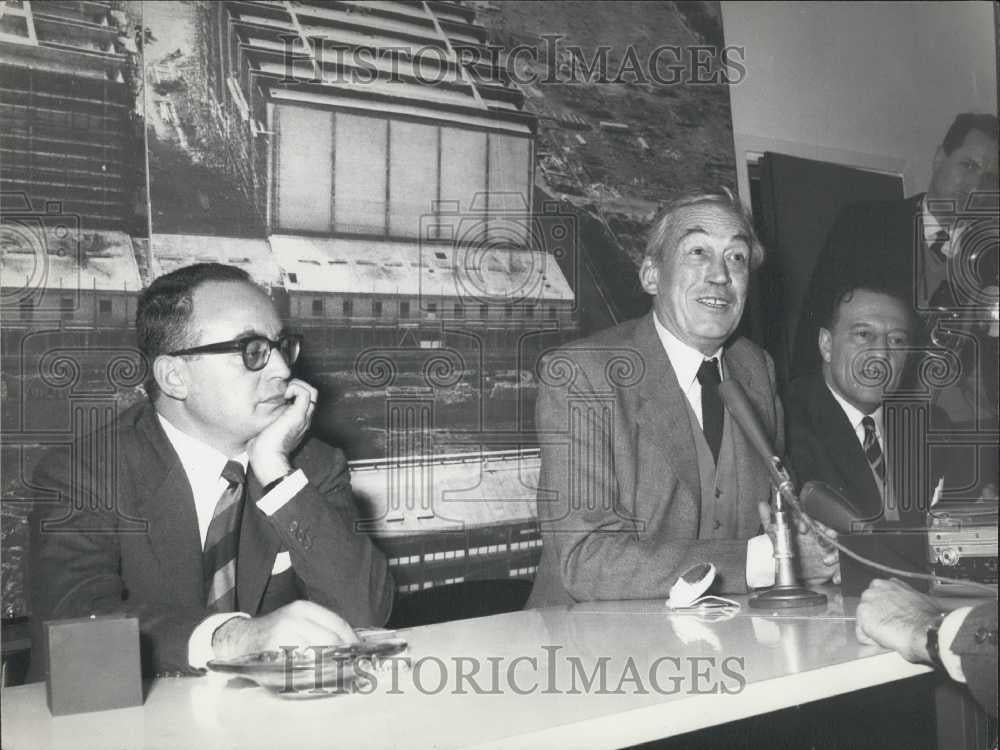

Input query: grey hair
[644,188,766,270]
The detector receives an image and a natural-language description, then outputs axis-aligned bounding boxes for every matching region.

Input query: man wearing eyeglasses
[29,263,393,678]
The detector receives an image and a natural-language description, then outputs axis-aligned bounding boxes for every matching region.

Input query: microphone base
[748,586,828,610]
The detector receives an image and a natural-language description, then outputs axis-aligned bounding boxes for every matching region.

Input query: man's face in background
[928,129,998,211]
[820,289,913,415]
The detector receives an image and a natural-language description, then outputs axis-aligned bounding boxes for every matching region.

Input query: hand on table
[855,578,942,663]
[212,601,358,659]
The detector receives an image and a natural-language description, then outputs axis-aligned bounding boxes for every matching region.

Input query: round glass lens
[281,336,301,366]
[244,338,271,370]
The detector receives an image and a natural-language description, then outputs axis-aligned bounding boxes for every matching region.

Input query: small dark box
[44,615,143,716]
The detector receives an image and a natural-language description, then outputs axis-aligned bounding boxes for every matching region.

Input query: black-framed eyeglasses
[168,334,302,372]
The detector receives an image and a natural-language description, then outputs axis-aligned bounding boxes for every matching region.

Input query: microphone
[717,380,776,470]
[799,481,870,534]
[717,379,827,609]
[717,380,795,498]
[719,379,861,536]
[720,379,998,595]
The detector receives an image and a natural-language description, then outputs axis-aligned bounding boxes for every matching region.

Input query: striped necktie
[862,416,900,522]
[861,416,885,484]
[204,460,246,612]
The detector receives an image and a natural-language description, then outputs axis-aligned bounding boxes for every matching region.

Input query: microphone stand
[749,456,828,610]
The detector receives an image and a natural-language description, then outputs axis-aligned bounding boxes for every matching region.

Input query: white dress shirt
[157,414,306,669]
[922,195,963,258]
[939,607,973,683]
[652,313,724,428]
[651,314,775,588]
[157,415,249,548]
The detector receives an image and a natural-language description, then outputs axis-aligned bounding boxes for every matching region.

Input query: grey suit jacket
[527,313,783,607]
[29,400,393,678]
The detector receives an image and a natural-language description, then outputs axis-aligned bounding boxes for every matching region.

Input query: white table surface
[2,588,935,750]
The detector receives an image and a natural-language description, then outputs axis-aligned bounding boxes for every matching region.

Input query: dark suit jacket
[793,194,925,379]
[29,401,393,678]
[791,195,997,495]
[526,313,782,607]
[952,602,998,717]
[784,374,929,595]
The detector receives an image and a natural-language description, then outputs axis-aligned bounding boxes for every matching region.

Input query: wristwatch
[925,612,947,669]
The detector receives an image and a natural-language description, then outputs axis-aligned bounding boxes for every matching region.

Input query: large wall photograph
[1,0,738,618]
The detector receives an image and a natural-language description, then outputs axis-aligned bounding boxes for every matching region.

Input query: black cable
[786,494,998,597]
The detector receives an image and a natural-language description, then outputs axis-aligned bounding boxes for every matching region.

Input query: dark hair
[818,281,915,333]
[137,263,255,398]
[644,188,765,270]
[941,113,999,154]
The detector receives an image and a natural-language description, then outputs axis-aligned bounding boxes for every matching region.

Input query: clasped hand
[247,378,318,486]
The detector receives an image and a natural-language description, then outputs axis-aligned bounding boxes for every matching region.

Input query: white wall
[722,1,997,200]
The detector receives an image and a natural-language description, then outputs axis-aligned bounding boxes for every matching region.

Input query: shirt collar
[921,194,961,248]
[157,412,249,479]
[652,312,724,391]
[824,379,883,439]
[922,195,944,239]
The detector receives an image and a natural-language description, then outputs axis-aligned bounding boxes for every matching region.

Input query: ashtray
[207,634,408,697]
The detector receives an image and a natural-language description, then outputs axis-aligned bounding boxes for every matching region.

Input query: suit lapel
[237,471,281,614]
[809,377,883,517]
[724,345,772,534]
[632,314,700,504]
[131,404,205,606]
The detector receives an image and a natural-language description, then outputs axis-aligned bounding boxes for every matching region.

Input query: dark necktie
[861,416,885,485]
[862,416,898,521]
[928,229,949,263]
[204,460,246,612]
[697,358,723,463]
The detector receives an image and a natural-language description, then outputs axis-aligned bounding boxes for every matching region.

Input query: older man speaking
[528,190,837,606]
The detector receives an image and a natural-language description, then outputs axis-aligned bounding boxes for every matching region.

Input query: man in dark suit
[527,190,838,607]
[856,578,997,718]
[786,283,931,594]
[30,263,392,677]
[793,113,998,382]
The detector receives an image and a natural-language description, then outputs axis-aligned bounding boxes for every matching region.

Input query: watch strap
[925,613,947,669]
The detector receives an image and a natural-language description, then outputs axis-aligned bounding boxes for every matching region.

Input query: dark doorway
[748,153,903,386]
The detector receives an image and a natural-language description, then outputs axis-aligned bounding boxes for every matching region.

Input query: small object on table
[667,562,741,618]
[207,630,408,698]
[667,562,716,608]
[45,615,143,716]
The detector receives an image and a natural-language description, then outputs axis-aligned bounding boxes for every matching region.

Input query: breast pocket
[270,550,293,575]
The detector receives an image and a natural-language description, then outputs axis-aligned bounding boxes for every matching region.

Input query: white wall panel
[334,113,388,234]
[275,105,332,231]
[389,121,438,238]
